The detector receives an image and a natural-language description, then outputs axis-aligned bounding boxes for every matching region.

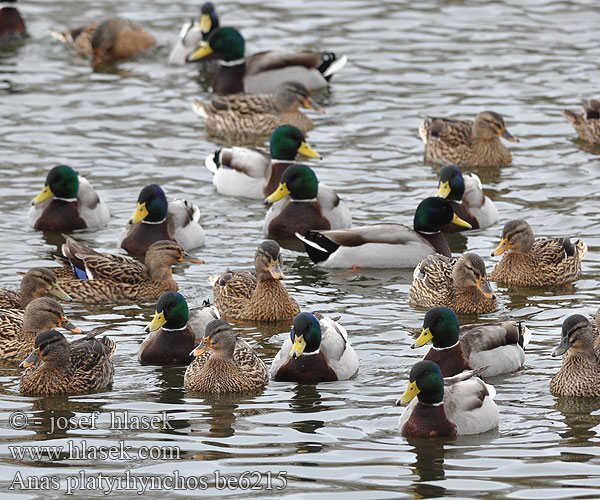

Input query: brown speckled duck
[550,315,600,397]
[20,329,115,395]
[52,238,203,303]
[184,319,268,393]
[0,0,27,43]
[210,240,300,322]
[419,111,518,167]
[0,297,81,362]
[563,99,600,144]
[49,18,155,66]
[0,268,71,309]
[490,220,587,286]
[193,81,323,136]
[410,253,497,314]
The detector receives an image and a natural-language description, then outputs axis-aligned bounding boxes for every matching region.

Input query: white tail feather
[322,55,347,78]
[295,232,327,252]
[192,100,208,119]
[204,152,219,175]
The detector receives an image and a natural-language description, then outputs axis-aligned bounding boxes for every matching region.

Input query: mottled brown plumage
[410,253,497,314]
[563,99,600,144]
[184,319,268,393]
[20,329,115,395]
[490,220,587,286]
[210,241,299,322]
[419,111,518,167]
[0,268,71,309]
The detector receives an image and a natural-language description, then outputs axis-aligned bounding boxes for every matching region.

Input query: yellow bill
[396,380,420,406]
[289,335,306,358]
[451,213,472,229]
[411,327,433,349]
[264,183,291,204]
[199,14,212,34]
[128,202,149,224]
[188,44,214,62]
[436,181,451,199]
[145,311,166,332]
[32,186,53,205]
[492,238,511,256]
[297,141,320,159]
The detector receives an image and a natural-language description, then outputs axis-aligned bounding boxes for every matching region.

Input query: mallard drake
[50,18,155,66]
[264,164,352,240]
[295,197,472,269]
[119,184,205,256]
[0,268,71,309]
[205,124,320,199]
[0,297,81,362]
[436,164,498,232]
[419,111,518,167]
[20,329,115,395]
[140,292,219,365]
[193,81,323,136]
[168,2,219,65]
[271,312,358,383]
[550,315,600,397]
[563,99,600,144]
[410,253,497,314]
[186,27,347,94]
[396,360,499,437]
[28,165,110,232]
[184,319,268,393]
[0,0,27,43]
[210,240,300,322]
[53,238,203,303]
[490,220,587,286]
[412,307,530,377]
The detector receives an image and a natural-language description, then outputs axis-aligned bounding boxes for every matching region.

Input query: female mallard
[295,197,472,269]
[550,315,600,397]
[0,297,81,362]
[396,360,499,437]
[435,164,498,231]
[119,184,205,256]
[20,329,115,395]
[563,99,600,144]
[264,164,352,240]
[205,124,320,199]
[210,240,300,322]
[490,220,587,286]
[53,238,203,303]
[411,307,530,377]
[140,292,219,365]
[28,165,110,232]
[271,312,358,383]
[193,81,323,136]
[50,18,155,66]
[184,319,268,393]
[0,0,27,43]
[186,27,347,94]
[0,268,71,309]
[168,2,219,65]
[419,111,518,167]
[410,253,497,314]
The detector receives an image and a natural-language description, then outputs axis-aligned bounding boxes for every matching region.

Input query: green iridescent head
[32,165,79,204]
[436,165,465,202]
[269,125,320,161]
[289,312,322,358]
[145,292,189,331]
[412,307,460,349]
[128,184,168,224]
[413,197,471,233]
[188,26,245,62]
[397,360,444,406]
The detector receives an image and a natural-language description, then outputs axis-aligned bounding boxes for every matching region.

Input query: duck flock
[1,1,599,442]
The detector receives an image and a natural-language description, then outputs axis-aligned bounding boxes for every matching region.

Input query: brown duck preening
[563,99,600,144]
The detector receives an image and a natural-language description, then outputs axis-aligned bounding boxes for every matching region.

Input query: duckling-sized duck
[295,197,472,269]
[205,124,320,199]
[410,253,497,314]
[28,165,110,232]
[0,268,71,309]
[50,18,155,66]
[419,111,518,167]
[193,81,323,136]
[119,184,205,256]
[396,360,499,437]
[140,292,219,365]
[264,164,352,240]
[0,0,27,43]
[53,238,203,303]
[186,27,347,94]
[0,297,81,362]
[210,240,300,322]
[184,319,268,393]
[169,1,219,65]
[271,312,358,383]
[20,329,115,395]
[550,315,600,397]
[490,220,587,286]
[412,307,530,377]
[563,99,600,144]
[436,164,498,232]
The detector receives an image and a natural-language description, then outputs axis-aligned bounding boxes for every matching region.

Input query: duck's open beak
[191,336,212,356]
[60,316,82,334]
[32,186,53,205]
[145,311,166,333]
[128,202,149,224]
[492,237,511,256]
[187,43,213,62]
[411,327,433,349]
[451,213,472,229]
[436,181,451,199]
[476,277,495,300]
[396,380,419,406]
[20,347,41,368]
[264,183,291,204]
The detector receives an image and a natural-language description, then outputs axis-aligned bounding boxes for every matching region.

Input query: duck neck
[146,262,175,284]
[213,62,246,94]
[420,231,451,257]
[263,161,293,197]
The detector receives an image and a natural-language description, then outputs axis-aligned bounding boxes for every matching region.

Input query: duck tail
[319,53,347,81]
[562,109,584,126]
[204,149,221,175]
[295,231,338,264]
[192,100,209,119]
[518,322,532,348]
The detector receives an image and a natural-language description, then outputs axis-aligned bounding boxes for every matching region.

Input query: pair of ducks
[29,165,205,256]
